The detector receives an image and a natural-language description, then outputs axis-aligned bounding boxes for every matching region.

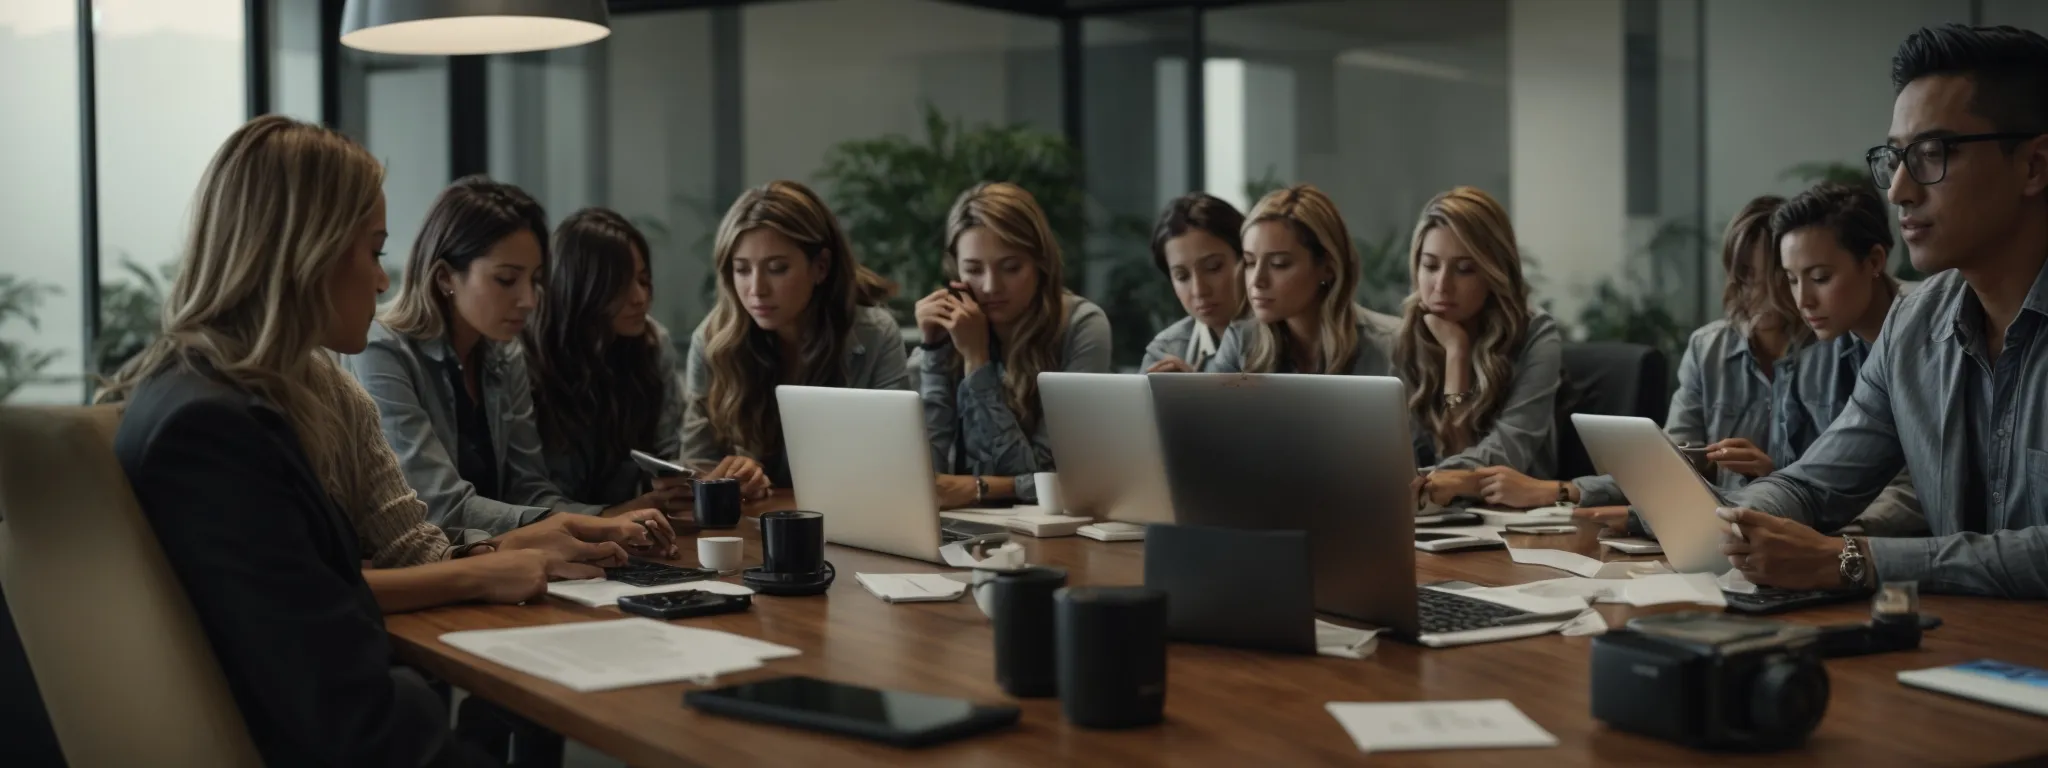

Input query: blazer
[345,321,601,535]
[682,305,911,488]
[113,360,491,767]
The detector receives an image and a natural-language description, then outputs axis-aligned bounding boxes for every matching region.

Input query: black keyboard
[1417,589,1537,634]
[605,558,715,588]
[1724,587,1865,615]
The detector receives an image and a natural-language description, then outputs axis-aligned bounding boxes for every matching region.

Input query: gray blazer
[921,295,1112,503]
[343,321,601,535]
[682,305,910,488]
[532,319,685,507]
[1141,316,1245,371]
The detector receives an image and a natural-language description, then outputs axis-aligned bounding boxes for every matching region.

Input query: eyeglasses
[1865,133,2043,189]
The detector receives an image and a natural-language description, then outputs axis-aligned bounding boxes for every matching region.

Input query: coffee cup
[694,477,743,529]
[1033,472,1064,513]
[758,509,825,576]
[698,536,743,573]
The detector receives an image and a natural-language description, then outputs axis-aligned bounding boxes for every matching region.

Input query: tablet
[684,675,1020,747]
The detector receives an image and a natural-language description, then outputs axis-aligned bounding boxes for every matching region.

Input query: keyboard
[605,558,715,588]
[1724,587,1865,615]
[1417,589,1538,634]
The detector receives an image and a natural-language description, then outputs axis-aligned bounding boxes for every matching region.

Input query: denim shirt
[531,319,685,507]
[343,321,601,535]
[682,305,911,488]
[1738,264,2048,598]
[921,295,1112,503]
[1779,332,1925,537]
[1574,320,1802,506]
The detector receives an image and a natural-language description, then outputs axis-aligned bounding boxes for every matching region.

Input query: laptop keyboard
[1417,589,1537,634]
[605,558,714,588]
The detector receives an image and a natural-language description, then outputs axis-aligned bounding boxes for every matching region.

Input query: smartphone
[606,558,717,588]
[630,449,696,479]
[685,675,1021,748]
[616,590,752,620]
[1505,523,1578,535]
[1413,532,1506,552]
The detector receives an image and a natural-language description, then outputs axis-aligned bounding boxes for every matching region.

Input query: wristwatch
[1839,535,1868,588]
[973,475,988,505]
[1556,481,1575,507]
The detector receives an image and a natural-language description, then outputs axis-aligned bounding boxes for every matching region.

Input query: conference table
[386,494,2048,766]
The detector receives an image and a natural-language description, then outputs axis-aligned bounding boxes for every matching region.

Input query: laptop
[1143,523,1316,653]
[776,385,1002,564]
[1569,414,1734,575]
[1038,372,1175,525]
[1146,373,1541,641]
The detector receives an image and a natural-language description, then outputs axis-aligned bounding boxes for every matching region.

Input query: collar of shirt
[1185,321,1220,364]
[1935,256,2048,346]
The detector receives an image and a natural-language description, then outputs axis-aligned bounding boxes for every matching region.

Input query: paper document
[939,539,1025,569]
[1716,568,1760,595]
[1325,699,1559,753]
[1315,620,1387,659]
[545,577,754,608]
[439,618,796,692]
[1508,547,1668,579]
[1618,572,1727,607]
[855,573,968,603]
[1471,506,1574,526]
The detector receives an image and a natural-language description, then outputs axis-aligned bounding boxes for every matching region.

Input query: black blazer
[115,361,487,767]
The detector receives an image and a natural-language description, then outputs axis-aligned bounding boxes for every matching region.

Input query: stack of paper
[1507,547,1669,579]
[440,618,799,692]
[546,577,755,608]
[1494,573,1726,608]
[855,573,968,603]
[1471,506,1575,526]
[1325,700,1559,753]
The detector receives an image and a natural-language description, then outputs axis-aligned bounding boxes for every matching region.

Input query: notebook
[1898,659,2048,717]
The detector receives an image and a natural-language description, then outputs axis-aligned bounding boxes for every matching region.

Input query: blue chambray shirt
[1738,264,2048,598]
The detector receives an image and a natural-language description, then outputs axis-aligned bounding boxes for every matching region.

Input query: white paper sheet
[939,539,1025,569]
[1619,572,1727,607]
[439,618,793,692]
[1315,620,1386,659]
[1325,699,1559,753]
[855,573,968,603]
[545,577,755,608]
[1507,547,1668,579]
[1716,568,1760,595]
[1558,610,1609,637]
[1471,506,1575,526]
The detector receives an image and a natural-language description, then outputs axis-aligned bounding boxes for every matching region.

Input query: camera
[1590,612,1829,751]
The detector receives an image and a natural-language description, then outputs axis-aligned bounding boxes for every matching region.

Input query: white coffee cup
[1033,471,1063,513]
[697,536,743,573]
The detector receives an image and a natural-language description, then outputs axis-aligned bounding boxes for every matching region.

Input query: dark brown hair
[382,175,551,340]
[1893,25,2048,137]
[1150,193,1247,275]
[1719,195,1802,338]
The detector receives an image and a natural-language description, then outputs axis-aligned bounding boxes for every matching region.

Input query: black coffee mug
[989,566,1068,698]
[1057,586,1168,729]
[694,477,743,529]
[759,510,825,576]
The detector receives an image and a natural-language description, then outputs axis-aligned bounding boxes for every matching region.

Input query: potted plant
[0,274,59,401]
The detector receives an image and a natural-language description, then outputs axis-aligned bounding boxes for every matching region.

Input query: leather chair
[0,405,261,767]
[1556,343,1671,481]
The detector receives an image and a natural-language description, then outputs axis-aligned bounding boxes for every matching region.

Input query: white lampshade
[341,0,610,56]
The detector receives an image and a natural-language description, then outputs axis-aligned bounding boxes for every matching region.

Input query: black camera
[1590,612,1829,751]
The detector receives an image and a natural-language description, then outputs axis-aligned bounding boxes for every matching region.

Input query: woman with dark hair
[1141,193,1251,373]
[345,176,675,534]
[524,208,687,507]
[685,180,907,495]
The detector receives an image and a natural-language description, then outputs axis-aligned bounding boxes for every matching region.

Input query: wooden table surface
[386,494,2048,767]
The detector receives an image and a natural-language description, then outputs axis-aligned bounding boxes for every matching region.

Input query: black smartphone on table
[684,675,1021,748]
[607,558,717,588]
[617,590,752,620]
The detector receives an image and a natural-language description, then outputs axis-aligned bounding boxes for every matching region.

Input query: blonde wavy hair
[945,182,1068,433]
[701,181,894,458]
[98,115,385,483]
[1240,185,1361,374]
[1393,186,1533,458]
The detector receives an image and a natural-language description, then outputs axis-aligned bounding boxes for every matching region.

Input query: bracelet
[973,475,988,504]
[1441,391,1470,408]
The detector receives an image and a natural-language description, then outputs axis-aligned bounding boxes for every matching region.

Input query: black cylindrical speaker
[1055,586,1167,729]
[989,566,1067,698]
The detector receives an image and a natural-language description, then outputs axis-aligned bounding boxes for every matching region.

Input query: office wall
[1511,0,1627,325]
[604,11,716,335]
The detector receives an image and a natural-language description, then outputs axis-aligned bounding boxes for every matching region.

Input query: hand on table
[1716,507,1848,590]
[936,474,979,510]
[1473,466,1572,508]
[469,549,606,604]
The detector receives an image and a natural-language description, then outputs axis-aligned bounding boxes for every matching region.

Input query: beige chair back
[0,405,261,767]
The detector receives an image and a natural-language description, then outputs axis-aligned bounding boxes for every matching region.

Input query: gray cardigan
[921,295,1112,503]
[532,319,685,507]
[681,305,910,488]
[343,321,602,535]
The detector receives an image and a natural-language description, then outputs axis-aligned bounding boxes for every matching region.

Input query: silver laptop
[1570,413,1733,575]
[1148,373,1540,640]
[1039,372,1174,525]
[776,385,959,564]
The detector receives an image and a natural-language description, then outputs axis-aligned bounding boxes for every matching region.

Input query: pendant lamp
[341,0,610,56]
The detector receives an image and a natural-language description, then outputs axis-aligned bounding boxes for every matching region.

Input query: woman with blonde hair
[345,176,678,532]
[1208,184,1397,375]
[100,116,659,765]
[1470,194,1808,513]
[1399,187,1564,503]
[916,182,1112,507]
[685,180,907,493]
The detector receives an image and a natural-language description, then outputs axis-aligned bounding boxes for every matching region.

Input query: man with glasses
[1716,24,2048,598]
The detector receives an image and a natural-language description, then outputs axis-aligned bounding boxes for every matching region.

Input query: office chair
[0,405,261,768]
[1556,342,1671,481]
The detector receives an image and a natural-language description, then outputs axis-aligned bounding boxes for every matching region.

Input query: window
[0,1,83,402]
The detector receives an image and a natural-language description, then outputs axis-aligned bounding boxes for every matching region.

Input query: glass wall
[342,52,450,285]
[0,1,84,403]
